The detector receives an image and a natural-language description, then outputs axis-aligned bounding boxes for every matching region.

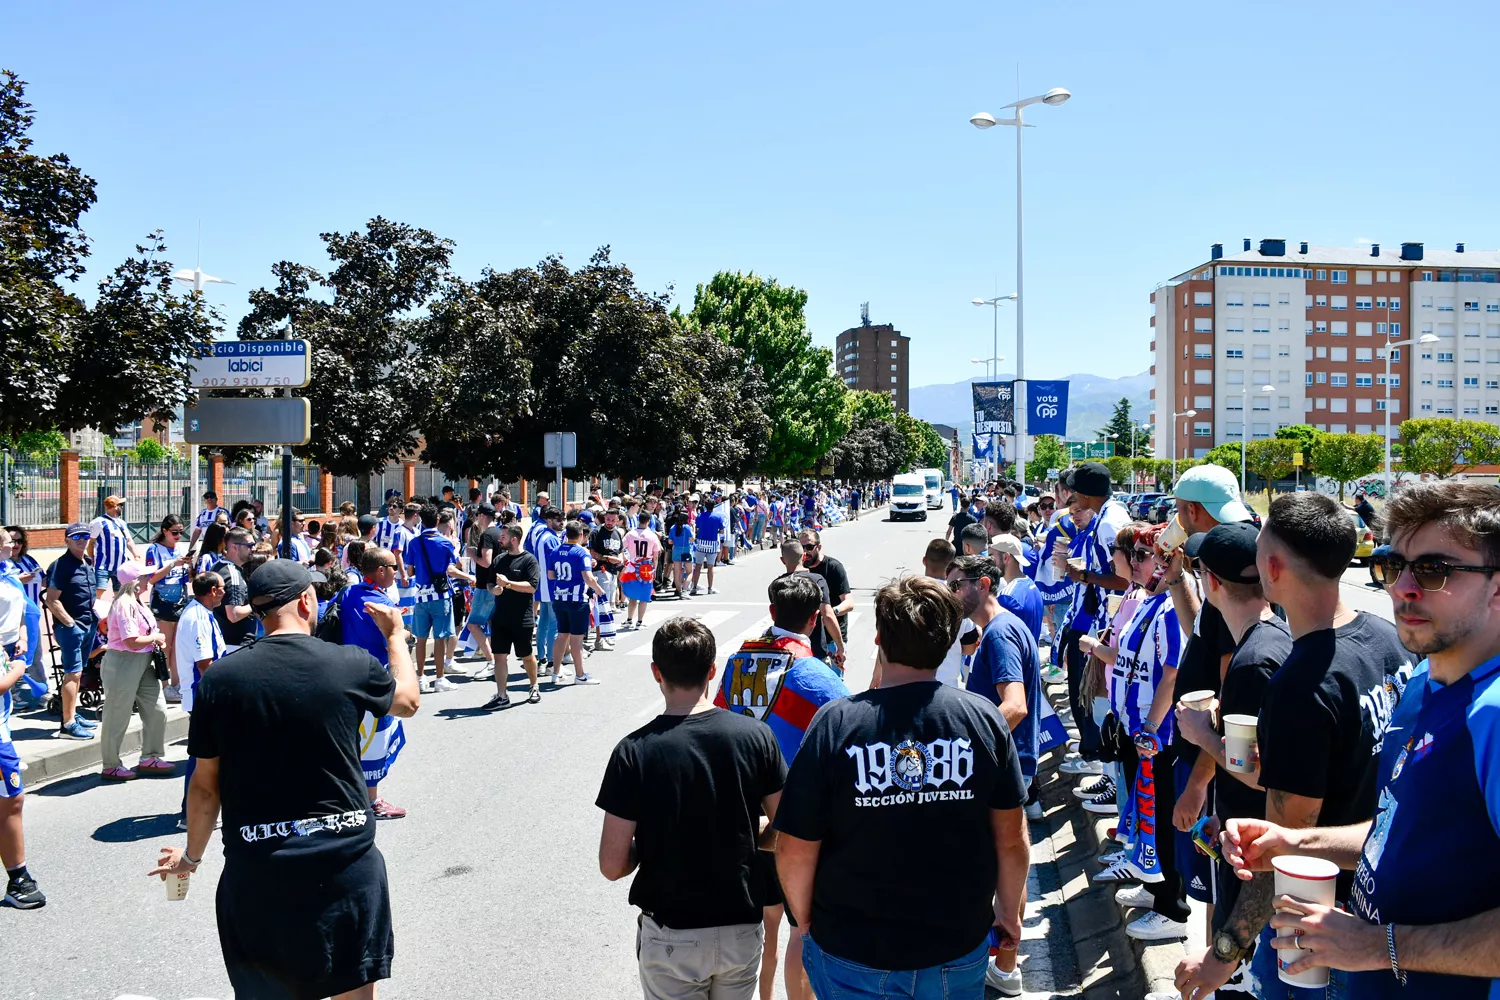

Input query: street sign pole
[544,432,578,514]
[281,445,294,560]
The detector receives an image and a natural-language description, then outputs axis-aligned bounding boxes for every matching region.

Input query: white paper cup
[1178,689,1216,713]
[164,871,191,901]
[1272,855,1339,987]
[1222,713,1259,774]
[1159,512,1189,554]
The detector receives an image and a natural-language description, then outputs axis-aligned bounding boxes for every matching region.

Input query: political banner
[1026,380,1070,437]
[972,381,1014,436]
[972,432,995,460]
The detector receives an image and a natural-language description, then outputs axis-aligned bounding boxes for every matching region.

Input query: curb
[18,708,192,784]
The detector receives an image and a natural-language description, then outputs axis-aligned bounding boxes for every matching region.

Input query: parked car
[1133,493,1165,519]
[1150,496,1176,524]
[1354,515,1376,565]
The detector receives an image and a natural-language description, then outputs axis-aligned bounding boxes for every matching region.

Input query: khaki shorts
[636,914,762,1000]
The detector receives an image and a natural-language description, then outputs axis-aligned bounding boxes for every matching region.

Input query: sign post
[544,432,577,512]
[190,340,311,389]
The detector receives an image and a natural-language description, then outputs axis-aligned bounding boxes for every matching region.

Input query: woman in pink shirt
[99,562,174,781]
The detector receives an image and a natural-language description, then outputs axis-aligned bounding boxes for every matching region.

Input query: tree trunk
[356,473,375,515]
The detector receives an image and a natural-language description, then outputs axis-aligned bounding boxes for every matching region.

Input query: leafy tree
[1309,432,1387,499]
[894,411,949,472]
[1104,455,1132,486]
[1395,419,1500,481]
[1203,442,1243,473]
[5,429,67,459]
[1031,434,1068,477]
[1274,424,1319,455]
[1154,458,1198,488]
[1130,456,1156,489]
[132,437,168,464]
[1244,438,1297,501]
[681,272,848,476]
[1096,397,1142,457]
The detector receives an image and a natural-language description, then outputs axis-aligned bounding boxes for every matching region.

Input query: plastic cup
[1178,690,1216,713]
[1222,713,1259,774]
[1272,855,1339,987]
[164,871,191,901]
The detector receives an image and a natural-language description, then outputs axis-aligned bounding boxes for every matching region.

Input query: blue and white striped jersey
[89,515,131,574]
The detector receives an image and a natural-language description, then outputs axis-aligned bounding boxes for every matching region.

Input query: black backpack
[314,588,344,644]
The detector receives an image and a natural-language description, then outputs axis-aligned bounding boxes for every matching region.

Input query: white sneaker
[1125,910,1188,942]
[419,678,435,693]
[1098,849,1128,866]
[472,663,495,681]
[444,660,467,676]
[1093,859,1138,884]
[433,677,457,692]
[1060,757,1104,776]
[985,960,1022,998]
[1115,883,1155,908]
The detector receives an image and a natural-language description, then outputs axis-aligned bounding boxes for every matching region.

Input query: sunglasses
[375,562,397,570]
[1127,548,1155,564]
[1370,552,1499,592]
[167,529,183,536]
[948,576,984,591]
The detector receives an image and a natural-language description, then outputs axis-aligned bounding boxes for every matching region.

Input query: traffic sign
[190,340,311,389]
[1046,467,1060,480]
[184,397,311,445]
[1293,451,1304,466]
[1065,441,1115,460]
[544,431,577,469]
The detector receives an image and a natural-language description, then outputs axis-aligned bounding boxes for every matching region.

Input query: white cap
[989,534,1030,567]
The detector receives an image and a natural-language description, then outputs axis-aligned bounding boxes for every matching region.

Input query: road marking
[624,609,736,654]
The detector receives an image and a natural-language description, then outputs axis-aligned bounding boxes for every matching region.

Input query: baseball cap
[105,494,126,507]
[116,561,149,587]
[247,559,326,615]
[477,502,496,517]
[1066,462,1111,498]
[989,534,1031,567]
[384,488,403,500]
[578,510,595,525]
[357,514,379,533]
[1173,465,1253,524]
[1183,521,1261,584]
[202,490,217,500]
[65,522,90,539]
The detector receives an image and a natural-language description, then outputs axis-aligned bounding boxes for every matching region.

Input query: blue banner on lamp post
[1026,381,1069,437]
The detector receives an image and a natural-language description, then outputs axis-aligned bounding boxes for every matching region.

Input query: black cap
[1067,462,1111,498]
[247,559,326,614]
[384,488,403,500]
[357,514,379,533]
[541,505,563,520]
[202,490,217,500]
[1183,522,1261,584]
[477,502,497,516]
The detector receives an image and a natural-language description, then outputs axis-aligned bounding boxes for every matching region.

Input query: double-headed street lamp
[1384,333,1443,496]
[1171,409,1197,483]
[1241,384,1277,494]
[970,86,1071,487]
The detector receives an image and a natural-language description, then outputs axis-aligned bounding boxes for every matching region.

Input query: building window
[1305,373,1314,385]
[1193,423,1212,438]
[1488,380,1499,390]
[1331,270,1348,284]
[1278,369,1291,382]
[1356,296,1373,310]
[1331,398,1349,412]
[1194,291,1212,306]
[1355,348,1373,362]
[1376,399,1388,411]
[1439,351,1455,363]
[1422,271,1433,281]
[1376,322,1386,335]
[1316,372,1328,384]
[1355,375,1373,387]
[1489,303,1500,313]
[1438,378,1455,388]
[1390,297,1401,309]
[1331,374,1349,387]
[1468,350,1483,363]
[1226,293,1244,307]
[1355,270,1373,285]
[1439,299,1455,312]
[1253,345,1271,359]
[1253,293,1270,308]
[1331,296,1348,310]
[1331,321,1348,335]
[1465,376,1480,387]
[1331,347,1349,362]
[1390,323,1401,335]
[1194,345,1212,359]
[1390,348,1402,361]
[1315,321,1329,333]
[1194,318,1212,333]
[1465,300,1480,312]
[1279,396,1290,409]
[1194,370,1212,384]
[1464,404,1480,415]
[890,352,898,359]
[1438,404,1455,415]
[1225,319,1245,334]
[1225,347,1244,359]
[1194,395,1212,408]
[1278,344,1291,357]
[1356,322,1373,337]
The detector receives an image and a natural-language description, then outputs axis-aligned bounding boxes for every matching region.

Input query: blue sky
[11,1,1500,389]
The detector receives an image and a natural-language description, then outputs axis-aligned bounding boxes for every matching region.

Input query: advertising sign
[1025,380,1070,437]
[190,340,311,388]
[972,381,1014,436]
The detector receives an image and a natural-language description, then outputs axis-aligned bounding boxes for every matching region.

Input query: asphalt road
[4,506,943,1000]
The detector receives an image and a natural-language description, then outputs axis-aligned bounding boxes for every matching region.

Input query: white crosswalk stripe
[624,609,736,654]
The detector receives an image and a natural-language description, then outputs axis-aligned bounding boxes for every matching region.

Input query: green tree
[895,412,949,472]
[1031,434,1068,478]
[1244,438,1297,501]
[1309,432,1388,499]
[1155,458,1198,488]
[1396,418,1500,480]
[132,437,167,464]
[1130,456,1156,489]
[1274,424,1319,454]
[6,429,67,459]
[1096,397,1142,457]
[681,272,848,475]
[1203,442,1243,473]
[1104,455,1132,487]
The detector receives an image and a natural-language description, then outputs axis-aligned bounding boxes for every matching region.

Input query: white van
[890,473,928,521]
[915,468,944,509]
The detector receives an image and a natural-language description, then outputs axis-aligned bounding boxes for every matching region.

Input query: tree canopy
[1397,418,1499,480]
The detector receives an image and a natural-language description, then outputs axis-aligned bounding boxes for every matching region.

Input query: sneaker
[135,757,176,776]
[175,816,188,832]
[75,715,98,729]
[371,799,408,821]
[1024,800,1043,821]
[985,961,1022,998]
[2,875,46,910]
[527,686,541,704]
[1098,849,1128,866]
[163,684,182,704]
[1082,786,1118,814]
[561,653,575,666]
[481,692,511,712]
[419,678,436,693]
[596,639,614,652]
[57,720,94,741]
[1115,883,1155,908]
[100,766,137,781]
[1093,859,1139,884]
[1060,757,1103,776]
[472,663,495,681]
[1125,910,1188,942]
[1074,775,1113,800]
[707,587,718,595]
[551,672,570,685]
[575,673,601,685]
[689,587,700,596]
[433,677,457,693]
[444,660,467,676]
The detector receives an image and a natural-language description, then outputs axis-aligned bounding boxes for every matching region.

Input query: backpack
[314,588,344,644]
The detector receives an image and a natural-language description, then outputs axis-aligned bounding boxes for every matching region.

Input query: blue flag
[1026,381,1070,437]
[972,432,995,459]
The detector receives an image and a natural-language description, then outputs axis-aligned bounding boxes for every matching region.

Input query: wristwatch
[1211,929,1254,965]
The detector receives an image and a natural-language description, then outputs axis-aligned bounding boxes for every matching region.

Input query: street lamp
[1171,409,1197,483]
[1239,384,1277,494]
[970,86,1071,488]
[1384,333,1444,496]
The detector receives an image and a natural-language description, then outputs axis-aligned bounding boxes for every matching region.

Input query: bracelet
[1387,923,1407,986]
[184,853,202,867]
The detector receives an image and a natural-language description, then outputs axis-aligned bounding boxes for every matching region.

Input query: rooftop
[1170,241,1500,283]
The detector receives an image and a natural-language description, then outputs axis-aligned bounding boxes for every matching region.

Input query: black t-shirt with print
[776,569,834,659]
[493,551,540,628]
[589,526,624,575]
[1213,615,1293,825]
[806,556,851,643]
[595,709,786,929]
[472,526,506,590]
[774,682,1027,971]
[187,634,395,868]
[212,558,254,647]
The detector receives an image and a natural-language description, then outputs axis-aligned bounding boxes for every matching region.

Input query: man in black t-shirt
[149,560,420,1000]
[775,576,1031,998]
[589,509,625,651]
[464,504,502,674]
[799,529,852,645]
[596,616,785,1000]
[482,524,541,711]
[777,539,845,668]
[947,505,977,544]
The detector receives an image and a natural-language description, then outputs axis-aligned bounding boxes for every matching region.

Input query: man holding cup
[1220,481,1500,998]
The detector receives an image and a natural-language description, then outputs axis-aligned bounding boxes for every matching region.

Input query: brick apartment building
[1151,239,1500,459]
[836,316,911,412]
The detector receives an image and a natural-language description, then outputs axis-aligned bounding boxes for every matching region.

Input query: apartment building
[1151,239,1500,459]
[836,317,911,412]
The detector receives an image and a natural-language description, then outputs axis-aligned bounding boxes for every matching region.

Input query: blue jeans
[536,602,557,661]
[54,619,96,675]
[1251,925,1348,999]
[802,935,989,999]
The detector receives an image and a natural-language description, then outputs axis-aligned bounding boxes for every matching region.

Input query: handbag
[150,646,170,682]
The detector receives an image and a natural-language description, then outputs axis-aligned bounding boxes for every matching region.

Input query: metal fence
[1,456,62,527]
[219,460,321,517]
[77,457,202,531]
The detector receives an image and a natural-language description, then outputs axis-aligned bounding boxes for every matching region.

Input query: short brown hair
[923,538,956,565]
[874,575,962,672]
[984,500,1016,534]
[1384,480,1500,566]
[652,616,717,689]
[1263,493,1356,579]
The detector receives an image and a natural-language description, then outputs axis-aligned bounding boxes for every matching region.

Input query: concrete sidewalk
[10,697,191,783]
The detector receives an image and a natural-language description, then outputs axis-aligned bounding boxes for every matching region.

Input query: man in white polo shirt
[173,571,224,830]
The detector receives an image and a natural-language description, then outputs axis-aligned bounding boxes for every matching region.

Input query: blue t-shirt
[532,527,560,602]
[966,608,1042,777]
[669,524,693,556]
[46,552,95,622]
[999,577,1044,643]
[549,543,592,603]
[1347,654,1500,1000]
[405,530,456,587]
[695,510,725,545]
[340,580,393,667]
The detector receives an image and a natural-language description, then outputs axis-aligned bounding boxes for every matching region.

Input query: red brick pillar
[59,450,80,526]
[467,477,480,500]
[402,461,416,500]
[208,454,225,503]
[518,478,528,506]
[319,469,334,513]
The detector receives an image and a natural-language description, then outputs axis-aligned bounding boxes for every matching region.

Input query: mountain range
[910,370,1154,443]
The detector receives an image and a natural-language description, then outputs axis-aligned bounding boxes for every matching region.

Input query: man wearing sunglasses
[212,528,257,653]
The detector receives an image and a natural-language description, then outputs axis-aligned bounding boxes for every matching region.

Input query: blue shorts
[553,601,590,636]
[467,588,496,628]
[411,599,455,639]
[672,547,691,564]
[0,741,23,799]
[54,620,96,675]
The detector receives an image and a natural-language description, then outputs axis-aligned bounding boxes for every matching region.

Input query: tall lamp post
[1384,333,1442,497]
[1240,384,1277,494]
[172,242,234,530]
[1171,409,1197,484]
[970,86,1071,488]
[971,355,1006,482]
